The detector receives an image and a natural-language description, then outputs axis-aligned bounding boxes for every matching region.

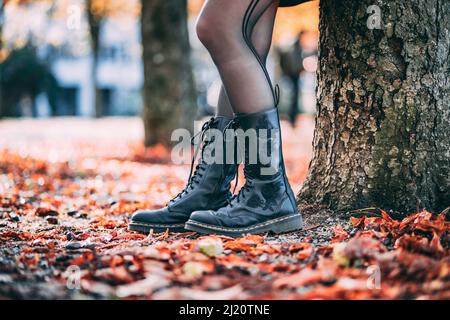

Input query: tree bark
[299,0,450,213]
[141,0,197,147]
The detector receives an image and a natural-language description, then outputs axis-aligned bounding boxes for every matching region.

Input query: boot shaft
[235,108,283,180]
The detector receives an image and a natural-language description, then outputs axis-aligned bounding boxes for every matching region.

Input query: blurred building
[2,0,143,117]
[48,16,143,116]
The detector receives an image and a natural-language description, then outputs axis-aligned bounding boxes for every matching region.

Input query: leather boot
[185,108,303,237]
[129,117,237,233]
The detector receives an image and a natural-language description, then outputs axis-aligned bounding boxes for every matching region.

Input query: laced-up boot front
[185,108,303,237]
[129,117,237,233]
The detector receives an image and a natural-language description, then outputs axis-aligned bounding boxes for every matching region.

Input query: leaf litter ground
[0,117,448,299]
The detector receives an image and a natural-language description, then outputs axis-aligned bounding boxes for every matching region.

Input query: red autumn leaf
[351,216,365,228]
[331,225,350,243]
[288,242,314,260]
[273,268,331,288]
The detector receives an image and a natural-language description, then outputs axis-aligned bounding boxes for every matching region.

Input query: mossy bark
[141,0,197,147]
[299,0,450,213]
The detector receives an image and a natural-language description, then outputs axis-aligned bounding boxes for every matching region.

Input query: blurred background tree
[0,0,4,118]
[86,0,103,118]
[141,0,197,147]
[0,1,4,57]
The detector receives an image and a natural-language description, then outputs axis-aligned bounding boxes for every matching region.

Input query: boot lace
[228,167,255,208]
[169,118,217,204]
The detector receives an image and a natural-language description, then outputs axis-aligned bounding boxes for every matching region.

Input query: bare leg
[197,0,279,114]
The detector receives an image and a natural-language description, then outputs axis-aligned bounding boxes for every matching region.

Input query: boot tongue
[200,116,236,165]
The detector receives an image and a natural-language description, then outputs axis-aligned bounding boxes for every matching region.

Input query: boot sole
[184,214,303,237]
[128,221,187,234]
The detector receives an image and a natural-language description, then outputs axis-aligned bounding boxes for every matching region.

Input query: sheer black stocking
[197,0,279,115]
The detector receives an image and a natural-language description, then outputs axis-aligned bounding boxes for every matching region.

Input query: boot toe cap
[189,210,223,226]
[131,207,169,224]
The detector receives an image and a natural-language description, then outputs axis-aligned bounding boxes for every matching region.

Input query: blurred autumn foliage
[4,0,139,15]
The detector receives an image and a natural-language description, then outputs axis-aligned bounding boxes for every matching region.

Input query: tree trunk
[299,0,450,213]
[141,0,197,147]
[86,0,103,118]
[0,1,5,118]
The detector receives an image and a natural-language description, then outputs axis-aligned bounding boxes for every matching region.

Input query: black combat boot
[129,117,237,233]
[185,108,303,237]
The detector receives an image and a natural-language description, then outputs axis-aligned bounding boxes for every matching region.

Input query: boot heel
[270,214,303,234]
